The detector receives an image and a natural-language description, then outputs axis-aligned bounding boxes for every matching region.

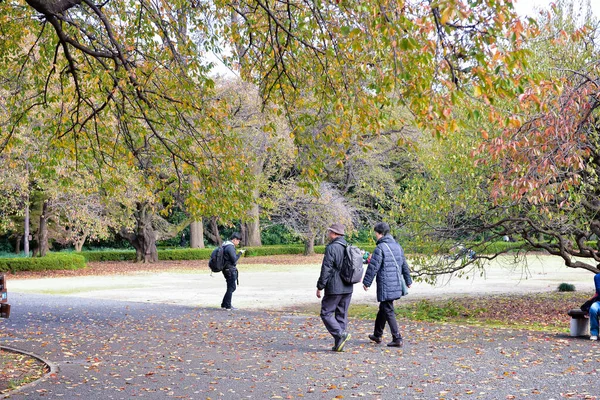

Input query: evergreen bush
[557,283,576,292]
[0,253,87,273]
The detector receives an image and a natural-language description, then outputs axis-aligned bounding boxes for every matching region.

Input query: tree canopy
[1,0,562,266]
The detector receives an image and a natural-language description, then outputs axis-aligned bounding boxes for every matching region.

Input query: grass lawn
[298,292,591,334]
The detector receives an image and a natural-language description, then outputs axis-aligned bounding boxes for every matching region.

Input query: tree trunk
[74,234,87,252]
[244,202,262,247]
[240,223,248,246]
[135,203,158,263]
[190,220,205,248]
[38,200,50,257]
[120,202,158,263]
[243,157,264,247]
[316,232,325,246]
[204,216,222,246]
[15,235,21,254]
[304,232,316,256]
[24,193,30,257]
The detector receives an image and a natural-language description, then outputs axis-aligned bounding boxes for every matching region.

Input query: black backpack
[208,246,225,273]
[340,244,364,284]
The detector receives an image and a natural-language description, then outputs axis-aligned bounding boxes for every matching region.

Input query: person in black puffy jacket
[362,222,412,347]
[220,232,244,310]
[316,223,353,352]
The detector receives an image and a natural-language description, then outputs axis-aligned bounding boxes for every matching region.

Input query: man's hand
[316,289,322,298]
[363,284,369,291]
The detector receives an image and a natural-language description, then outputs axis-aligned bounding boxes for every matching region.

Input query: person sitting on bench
[581,273,600,341]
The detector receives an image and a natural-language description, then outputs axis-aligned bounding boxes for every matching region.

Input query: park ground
[2,254,600,398]
[5,253,597,310]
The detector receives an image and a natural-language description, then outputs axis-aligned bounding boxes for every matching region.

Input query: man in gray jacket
[363,222,412,347]
[316,223,353,352]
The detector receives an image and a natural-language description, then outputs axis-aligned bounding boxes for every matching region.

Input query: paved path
[2,293,600,399]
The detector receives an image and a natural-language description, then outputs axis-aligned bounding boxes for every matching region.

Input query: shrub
[472,241,530,254]
[158,248,213,260]
[260,224,302,245]
[242,245,329,257]
[80,250,137,262]
[558,283,576,292]
[0,253,87,273]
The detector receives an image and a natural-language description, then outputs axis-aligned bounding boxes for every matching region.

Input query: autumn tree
[223,0,530,180]
[1,0,532,261]
[270,181,354,255]
[400,0,600,276]
[477,2,600,273]
[204,78,291,247]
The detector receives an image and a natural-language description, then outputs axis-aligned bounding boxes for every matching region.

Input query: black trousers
[374,300,401,340]
[221,268,237,308]
[320,293,352,339]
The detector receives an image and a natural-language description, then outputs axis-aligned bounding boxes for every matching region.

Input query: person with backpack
[316,223,353,352]
[362,222,412,347]
[219,232,244,310]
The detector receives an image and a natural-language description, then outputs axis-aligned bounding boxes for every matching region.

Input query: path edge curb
[0,345,59,399]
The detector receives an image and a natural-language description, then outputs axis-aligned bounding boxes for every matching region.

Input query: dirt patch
[444,292,590,329]
[0,349,48,394]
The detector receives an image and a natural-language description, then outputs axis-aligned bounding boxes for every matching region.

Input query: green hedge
[471,241,528,254]
[81,246,326,262]
[0,253,87,273]
[159,248,213,260]
[398,241,527,255]
[80,250,137,262]
[78,241,528,264]
[243,245,326,256]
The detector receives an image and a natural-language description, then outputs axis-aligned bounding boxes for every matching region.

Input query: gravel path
[2,292,600,399]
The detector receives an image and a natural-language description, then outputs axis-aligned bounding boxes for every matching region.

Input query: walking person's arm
[362,246,383,291]
[401,257,413,288]
[316,246,335,298]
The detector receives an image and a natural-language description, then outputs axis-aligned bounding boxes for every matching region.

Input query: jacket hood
[222,241,235,247]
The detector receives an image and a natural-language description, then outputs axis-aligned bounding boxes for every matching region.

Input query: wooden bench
[567,309,589,337]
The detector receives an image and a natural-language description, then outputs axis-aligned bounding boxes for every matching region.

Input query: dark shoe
[368,334,382,344]
[387,338,403,347]
[335,332,351,352]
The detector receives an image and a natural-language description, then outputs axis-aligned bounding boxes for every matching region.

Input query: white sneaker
[590,336,598,341]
